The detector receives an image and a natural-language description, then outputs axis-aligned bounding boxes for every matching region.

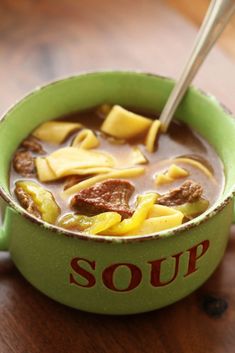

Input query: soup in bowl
[0,71,234,314]
[10,104,224,236]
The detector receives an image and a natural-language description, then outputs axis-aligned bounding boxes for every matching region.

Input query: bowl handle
[0,199,8,251]
[0,228,8,251]
[233,201,235,224]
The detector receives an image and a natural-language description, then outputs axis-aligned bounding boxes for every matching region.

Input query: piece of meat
[70,179,135,218]
[13,150,35,177]
[21,135,44,154]
[15,186,41,219]
[157,180,203,206]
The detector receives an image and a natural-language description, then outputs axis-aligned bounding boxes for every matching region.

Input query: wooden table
[0,1,235,352]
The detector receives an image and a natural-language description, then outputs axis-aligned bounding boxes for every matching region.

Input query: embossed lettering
[185,240,210,277]
[148,252,183,287]
[70,257,96,288]
[102,263,142,292]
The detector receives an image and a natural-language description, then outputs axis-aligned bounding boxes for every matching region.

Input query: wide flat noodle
[148,204,183,218]
[167,164,189,179]
[127,204,184,235]
[154,158,214,181]
[36,147,116,181]
[36,162,113,182]
[46,147,116,177]
[155,173,173,185]
[36,158,57,182]
[64,167,112,176]
[145,119,161,152]
[33,121,82,144]
[174,158,214,179]
[104,193,157,236]
[61,166,145,198]
[72,129,99,149]
[155,164,189,185]
[101,105,152,139]
[130,147,148,165]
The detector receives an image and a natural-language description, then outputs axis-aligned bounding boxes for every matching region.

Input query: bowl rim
[0,70,234,244]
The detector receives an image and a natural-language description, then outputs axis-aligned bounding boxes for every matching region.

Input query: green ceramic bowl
[0,71,235,315]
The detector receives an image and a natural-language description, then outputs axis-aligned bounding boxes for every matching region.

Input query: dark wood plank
[1,0,235,112]
[0,1,235,352]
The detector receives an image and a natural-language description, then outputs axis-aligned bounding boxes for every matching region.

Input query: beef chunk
[157,180,203,206]
[13,150,35,177]
[15,186,41,218]
[70,179,135,218]
[21,136,44,154]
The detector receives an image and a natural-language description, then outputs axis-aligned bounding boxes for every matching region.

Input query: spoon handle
[159,0,235,132]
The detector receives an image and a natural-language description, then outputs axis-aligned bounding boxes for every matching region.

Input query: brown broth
[9,107,224,221]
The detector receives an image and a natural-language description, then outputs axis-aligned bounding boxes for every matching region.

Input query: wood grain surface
[168,0,235,59]
[0,1,235,352]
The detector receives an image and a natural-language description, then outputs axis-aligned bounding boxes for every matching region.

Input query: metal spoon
[159,0,235,132]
